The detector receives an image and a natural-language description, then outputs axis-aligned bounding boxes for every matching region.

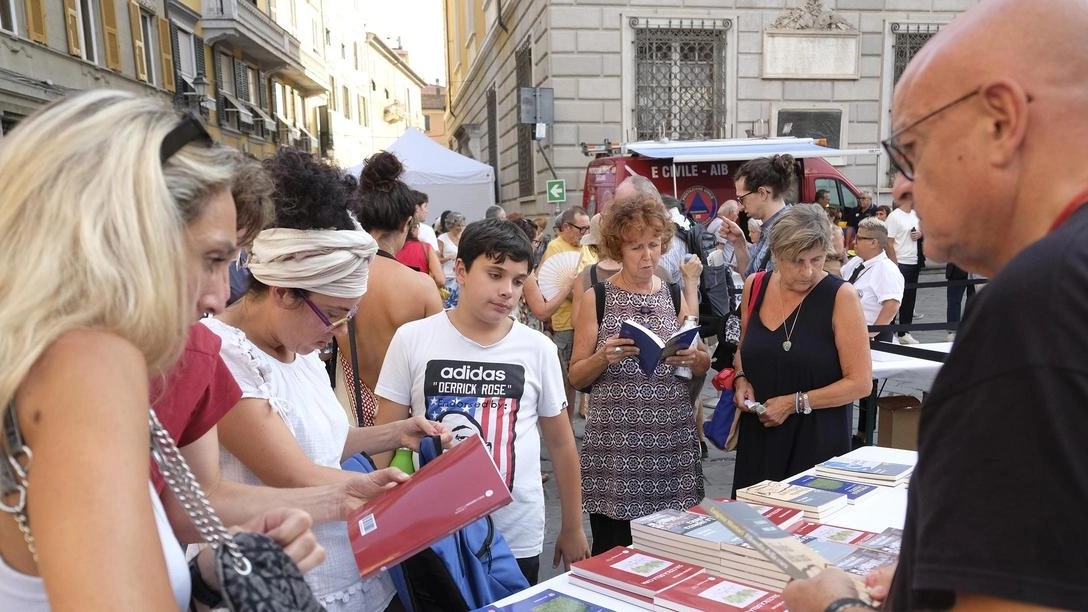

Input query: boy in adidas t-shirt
[374,219,590,584]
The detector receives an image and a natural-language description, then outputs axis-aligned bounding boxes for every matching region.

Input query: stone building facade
[444,0,979,216]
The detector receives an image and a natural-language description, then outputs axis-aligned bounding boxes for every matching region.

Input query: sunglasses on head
[160,112,214,163]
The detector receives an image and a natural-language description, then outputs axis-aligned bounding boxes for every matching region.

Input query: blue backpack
[341,436,529,611]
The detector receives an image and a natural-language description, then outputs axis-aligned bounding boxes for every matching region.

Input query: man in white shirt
[842,217,904,342]
[884,178,923,344]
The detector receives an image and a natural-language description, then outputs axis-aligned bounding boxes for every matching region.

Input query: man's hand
[865,562,897,604]
[336,468,411,519]
[397,415,453,450]
[239,507,326,573]
[552,526,590,571]
[782,568,864,612]
[717,218,748,245]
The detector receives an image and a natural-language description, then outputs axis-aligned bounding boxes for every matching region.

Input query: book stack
[735,480,848,521]
[653,573,786,612]
[814,457,914,487]
[787,474,880,504]
[568,546,705,609]
[478,588,612,612]
[631,504,806,592]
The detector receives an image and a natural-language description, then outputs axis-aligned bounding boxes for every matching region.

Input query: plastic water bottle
[390,448,416,475]
[674,315,700,380]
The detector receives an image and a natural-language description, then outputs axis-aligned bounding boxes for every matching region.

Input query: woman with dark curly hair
[336,152,443,429]
[204,148,450,611]
[568,191,710,555]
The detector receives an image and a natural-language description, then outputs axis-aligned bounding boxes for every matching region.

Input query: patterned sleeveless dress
[581,280,705,520]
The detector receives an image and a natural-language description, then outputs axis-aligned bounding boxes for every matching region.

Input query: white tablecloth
[490,446,917,610]
[870,341,950,386]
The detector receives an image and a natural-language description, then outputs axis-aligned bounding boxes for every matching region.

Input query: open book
[619,319,700,376]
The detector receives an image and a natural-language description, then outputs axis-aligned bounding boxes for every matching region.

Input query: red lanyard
[1049,186,1088,232]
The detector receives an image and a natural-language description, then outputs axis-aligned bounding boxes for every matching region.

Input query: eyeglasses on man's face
[736,189,761,205]
[882,89,981,181]
[856,235,880,243]
[302,296,358,332]
[566,222,590,234]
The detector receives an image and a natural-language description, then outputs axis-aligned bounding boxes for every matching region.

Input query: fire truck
[581,137,880,222]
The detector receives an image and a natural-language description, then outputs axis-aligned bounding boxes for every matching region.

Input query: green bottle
[390,448,415,475]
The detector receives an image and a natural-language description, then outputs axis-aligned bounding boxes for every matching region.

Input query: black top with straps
[731,271,851,496]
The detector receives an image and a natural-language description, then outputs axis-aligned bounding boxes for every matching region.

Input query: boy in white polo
[374,219,589,585]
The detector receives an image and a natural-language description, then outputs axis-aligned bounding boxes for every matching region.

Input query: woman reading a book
[569,191,710,555]
[731,204,871,496]
[202,148,450,611]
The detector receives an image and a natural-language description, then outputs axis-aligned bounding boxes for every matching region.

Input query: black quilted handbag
[150,411,324,611]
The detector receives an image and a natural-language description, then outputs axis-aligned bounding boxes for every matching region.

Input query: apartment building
[443,0,979,215]
[0,0,429,164]
[422,82,447,145]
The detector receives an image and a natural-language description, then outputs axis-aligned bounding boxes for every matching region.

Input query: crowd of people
[3,2,1086,609]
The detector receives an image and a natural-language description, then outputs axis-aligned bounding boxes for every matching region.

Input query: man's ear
[980,79,1030,169]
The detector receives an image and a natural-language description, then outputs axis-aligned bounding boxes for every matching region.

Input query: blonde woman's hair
[0,89,237,410]
[769,203,834,263]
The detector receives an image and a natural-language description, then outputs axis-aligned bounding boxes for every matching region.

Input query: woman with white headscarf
[203,149,450,611]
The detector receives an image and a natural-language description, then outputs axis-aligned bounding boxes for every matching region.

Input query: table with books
[485,446,916,611]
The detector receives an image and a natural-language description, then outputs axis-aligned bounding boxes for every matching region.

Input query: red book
[570,546,705,598]
[788,521,877,546]
[347,435,511,576]
[654,573,787,612]
[566,574,655,609]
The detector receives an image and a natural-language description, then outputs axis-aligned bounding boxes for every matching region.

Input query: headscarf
[247,228,378,298]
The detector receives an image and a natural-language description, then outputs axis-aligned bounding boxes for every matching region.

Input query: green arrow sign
[546,179,566,203]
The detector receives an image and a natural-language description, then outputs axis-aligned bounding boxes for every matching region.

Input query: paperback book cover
[570,546,704,598]
[618,319,700,376]
[857,527,903,555]
[815,458,913,481]
[566,574,655,610]
[689,499,804,531]
[348,435,512,577]
[789,522,877,546]
[735,481,848,517]
[699,498,831,581]
[654,573,786,612]
[475,588,616,612]
[787,474,880,504]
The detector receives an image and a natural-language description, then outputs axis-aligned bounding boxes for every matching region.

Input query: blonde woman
[0,91,319,610]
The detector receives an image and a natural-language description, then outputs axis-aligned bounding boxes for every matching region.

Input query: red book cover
[347,435,512,576]
[570,546,704,597]
[789,521,877,546]
[566,574,655,609]
[654,573,787,612]
[689,498,804,530]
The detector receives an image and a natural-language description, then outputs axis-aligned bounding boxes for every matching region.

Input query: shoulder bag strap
[588,263,599,286]
[747,271,768,321]
[346,321,365,427]
[594,282,606,326]
[668,281,681,316]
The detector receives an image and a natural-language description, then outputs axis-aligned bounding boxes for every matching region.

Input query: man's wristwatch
[824,597,875,612]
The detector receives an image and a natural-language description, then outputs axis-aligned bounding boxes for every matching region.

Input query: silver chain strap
[149,410,251,575]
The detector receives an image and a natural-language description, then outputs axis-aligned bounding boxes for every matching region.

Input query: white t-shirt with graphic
[375,312,567,558]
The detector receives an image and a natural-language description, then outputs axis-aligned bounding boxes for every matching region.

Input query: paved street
[537,266,965,581]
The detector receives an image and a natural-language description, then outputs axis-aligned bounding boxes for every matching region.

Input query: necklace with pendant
[781,288,807,352]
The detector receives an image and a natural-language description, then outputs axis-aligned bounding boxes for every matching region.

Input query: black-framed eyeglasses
[160,112,214,163]
[881,89,981,181]
[302,296,358,333]
[855,235,880,242]
[566,223,590,234]
[736,189,761,204]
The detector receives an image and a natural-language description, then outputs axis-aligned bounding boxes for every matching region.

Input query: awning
[246,102,277,132]
[221,93,254,125]
[626,138,880,163]
[273,113,301,140]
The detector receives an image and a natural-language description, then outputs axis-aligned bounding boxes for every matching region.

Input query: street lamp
[192,74,208,98]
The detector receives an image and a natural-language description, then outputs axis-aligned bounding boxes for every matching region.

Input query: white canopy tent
[347,127,496,223]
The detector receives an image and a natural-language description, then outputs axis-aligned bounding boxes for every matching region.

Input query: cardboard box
[877,395,922,451]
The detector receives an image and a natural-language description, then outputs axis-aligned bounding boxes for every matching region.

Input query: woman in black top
[731,204,872,496]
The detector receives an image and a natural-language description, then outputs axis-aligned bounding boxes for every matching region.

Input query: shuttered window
[158,18,174,92]
[128,1,147,81]
[24,0,46,44]
[100,0,120,70]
